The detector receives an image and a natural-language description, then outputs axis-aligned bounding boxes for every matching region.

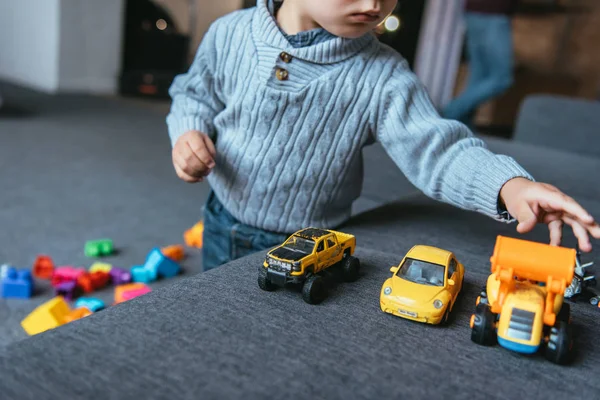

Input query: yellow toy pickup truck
[258,228,359,304]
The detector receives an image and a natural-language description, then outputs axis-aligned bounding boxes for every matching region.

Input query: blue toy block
[131,265,155,284]
[145,248,181,278]
[1,268,33,299]
[74,297,105,312]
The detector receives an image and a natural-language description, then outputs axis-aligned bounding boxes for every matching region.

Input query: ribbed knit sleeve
[375,61,533,221]
[166,23,224,147]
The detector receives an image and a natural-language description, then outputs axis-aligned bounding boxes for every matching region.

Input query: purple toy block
[1,268,33,299]
[145,248,181,279]
[109,267,131,285]
[55,281,81,301]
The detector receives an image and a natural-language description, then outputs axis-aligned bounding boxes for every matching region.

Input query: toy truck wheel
[557,303,571,323]
[342,255,360,282]
[590,296,600,306]
[258,268,276,292]
[470,304,497,346]
[545,321,573,365]
[302,275,327,305]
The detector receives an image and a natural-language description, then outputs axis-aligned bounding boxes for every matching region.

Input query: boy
[167,0,599,270]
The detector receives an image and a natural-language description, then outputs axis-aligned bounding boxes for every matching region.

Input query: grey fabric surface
[2,81,600,399]
[514,95,600,157]
[0,82,414,349]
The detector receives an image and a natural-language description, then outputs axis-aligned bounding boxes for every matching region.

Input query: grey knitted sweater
[167,0,532,233]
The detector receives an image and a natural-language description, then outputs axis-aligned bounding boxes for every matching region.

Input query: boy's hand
[500,177,600,252]
[172,130,216,183]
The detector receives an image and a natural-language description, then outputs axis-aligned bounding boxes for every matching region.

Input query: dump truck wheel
[545,321,573,365]
[471,304,497,345]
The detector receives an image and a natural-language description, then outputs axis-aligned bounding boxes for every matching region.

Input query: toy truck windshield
[282,236,315,255]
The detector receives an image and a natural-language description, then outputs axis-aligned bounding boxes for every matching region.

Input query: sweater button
[280,52,292,63]
[276,68,289,81]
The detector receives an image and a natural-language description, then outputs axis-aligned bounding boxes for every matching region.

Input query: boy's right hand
[172,130,216,183]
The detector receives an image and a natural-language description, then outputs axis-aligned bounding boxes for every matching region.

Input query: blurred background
[1,0,599,136]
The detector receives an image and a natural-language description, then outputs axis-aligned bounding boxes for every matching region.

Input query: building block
[0,264,10,280]
[109,267,131,285]
[77,273,94,293]
[184,221,204,248]
[145,248,181,279]
[32,255,55,279]
[161,245,185,262]
[89,271,110,290]
[74,297,105,312]
[62,307,93,324]
[1,268,34,299]
[55,281,81,301]
[21,297,71,335]
[52,266,85,287]
[85,239,114,258]
[114,283,151,304]
[131,265,155,284]
[89,262,112,273]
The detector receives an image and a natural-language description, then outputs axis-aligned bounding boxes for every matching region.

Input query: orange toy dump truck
[470,236,576,365]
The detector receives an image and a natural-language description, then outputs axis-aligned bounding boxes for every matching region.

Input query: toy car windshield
[282,237,315,254]
[398,259,445,286]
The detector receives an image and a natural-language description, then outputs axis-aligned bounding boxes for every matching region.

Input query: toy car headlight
[292,261,301,271]
[384,287,392,295]
[433,299,443,309]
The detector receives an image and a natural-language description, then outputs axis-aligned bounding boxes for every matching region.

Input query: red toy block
[32,255,54,280]
[76,273,94,294]
[89,271,110,290]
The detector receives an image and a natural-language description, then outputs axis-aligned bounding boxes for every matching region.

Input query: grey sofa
[1,86,600,399]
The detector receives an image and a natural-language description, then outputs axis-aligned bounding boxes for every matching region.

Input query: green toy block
[85,239,114,258]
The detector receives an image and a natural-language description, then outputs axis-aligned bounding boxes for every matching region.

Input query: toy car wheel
[342,255,360,282]
[440,307,451,326]
[258,268,276,292]
[302,275,327,305]
[470,304,496,346]
[557,303,571,323]
[545,321,573,365]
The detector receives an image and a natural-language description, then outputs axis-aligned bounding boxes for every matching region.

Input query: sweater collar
[251,0,377,65]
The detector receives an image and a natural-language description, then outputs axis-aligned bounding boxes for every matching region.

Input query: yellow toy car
[380,245,464,325]
[259,228,359,304]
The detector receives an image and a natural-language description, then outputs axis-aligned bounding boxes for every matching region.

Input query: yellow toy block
[21,296,72,336]
[89,262,112,273]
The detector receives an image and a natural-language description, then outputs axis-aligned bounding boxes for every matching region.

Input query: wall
[0,0,61,92]
[58,0,125,93]
[0,0,124,94]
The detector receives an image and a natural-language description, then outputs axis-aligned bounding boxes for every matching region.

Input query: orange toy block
[32,255,55,280]
[184,221,204,249]
[89,271,110,290]
[161,245,185,262]
[114,283,151,304]
[62,307,92,324]
[77,273,94,293]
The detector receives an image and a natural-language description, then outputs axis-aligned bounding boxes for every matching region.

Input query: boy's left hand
[500,177,600,252]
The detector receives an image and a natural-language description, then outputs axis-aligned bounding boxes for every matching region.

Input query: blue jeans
[202,192,289,271]
[443,13,514,125]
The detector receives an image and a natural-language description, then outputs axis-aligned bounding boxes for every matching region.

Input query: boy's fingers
[588,223,600,239]
[201,134,217,159]
[174,162,201,183]
[515,205,538,234]
[542,192,594,224]
[174,151,207,178]
[547,219,563,246]
[178,144,210,176]
[188,140,215,170]
[564,216,592,252]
